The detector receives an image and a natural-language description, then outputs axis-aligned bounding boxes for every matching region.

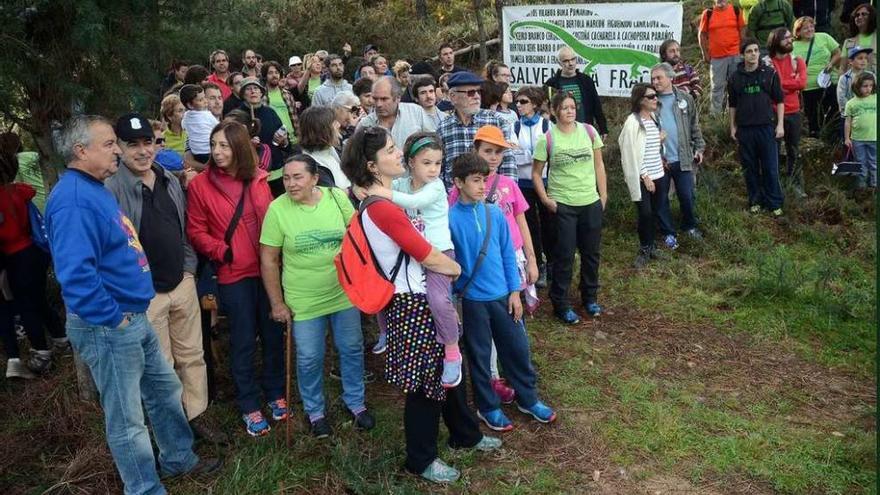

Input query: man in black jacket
[543,46,608,136]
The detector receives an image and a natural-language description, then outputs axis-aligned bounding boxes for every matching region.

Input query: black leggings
[0,245,65,352]
[802,87,839,137]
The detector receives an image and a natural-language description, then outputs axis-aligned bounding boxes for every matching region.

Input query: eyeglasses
[560,57,577,64]
[454,89,481,97]
[516,99,532,105]
[644,94,658,100]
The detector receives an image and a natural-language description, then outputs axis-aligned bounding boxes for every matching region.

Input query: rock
[592,470,601,482]
[594,330,608,340]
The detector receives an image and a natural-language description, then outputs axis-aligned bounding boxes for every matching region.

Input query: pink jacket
[186,167,272,284]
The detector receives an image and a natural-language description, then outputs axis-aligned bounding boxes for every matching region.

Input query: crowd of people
[0,2,876,493]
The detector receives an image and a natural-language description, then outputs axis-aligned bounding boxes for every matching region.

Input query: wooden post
[474,0,489,66]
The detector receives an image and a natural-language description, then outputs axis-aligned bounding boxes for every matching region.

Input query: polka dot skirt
[384,292,445,401]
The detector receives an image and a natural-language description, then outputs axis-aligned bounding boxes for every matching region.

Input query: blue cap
[154,149,184,171]
[446,71,485,87]
[848,46,873,59]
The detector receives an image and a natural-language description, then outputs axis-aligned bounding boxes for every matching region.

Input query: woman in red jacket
[186,121,286,437]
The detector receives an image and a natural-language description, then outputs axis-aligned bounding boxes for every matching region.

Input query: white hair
[55,115,111,164]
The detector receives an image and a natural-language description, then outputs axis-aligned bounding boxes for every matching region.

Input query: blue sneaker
[441,358,462,388]
[477,408,514,432]
[371,332,387,354]
[585,302,602,317]
[267,398,289,421]
[242,411,270,437]
[664,234,679,250]
[554,308,580,325]
[517,400,557,424]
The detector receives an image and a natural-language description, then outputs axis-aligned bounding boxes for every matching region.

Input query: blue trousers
[67,313,198,495]
[662,161,697,232]
[737,125,783,210]
[294,306,365,421]
[461,297,538,413]
[217,277,285,414]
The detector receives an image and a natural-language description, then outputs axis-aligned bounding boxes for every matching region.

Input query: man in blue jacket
[46,115,220,495]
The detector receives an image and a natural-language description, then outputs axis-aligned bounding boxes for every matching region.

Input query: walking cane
[285,321,293,448]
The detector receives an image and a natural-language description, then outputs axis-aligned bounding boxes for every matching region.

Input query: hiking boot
[352,410,375,431]
[27,350,52,374]
[310,417,332,439]
[441,358,462,388]
[491,377,515,404]
[162,456,223,482]
[473,435,503,451]
[516,400,557,424]
[242,411,270,437]
[554,308,580,325]
[190,416,229,446]
[584,302,602,317]
[371,332,387,354]
[634,248,652,269]
[420,458,460,483]
[477,408,514,432]
[267,398,289,421]
[5,358,35,379]
[664,234,679,250]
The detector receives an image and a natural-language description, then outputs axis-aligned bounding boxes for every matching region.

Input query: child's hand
[508,292,523,322]
[526,259,539,285]
[352,185,368,200]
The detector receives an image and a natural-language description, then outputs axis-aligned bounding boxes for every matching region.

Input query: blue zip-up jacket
[45,169,155,327]
[449,200,520,301]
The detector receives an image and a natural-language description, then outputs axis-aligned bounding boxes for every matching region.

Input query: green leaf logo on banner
[509,20,660,76]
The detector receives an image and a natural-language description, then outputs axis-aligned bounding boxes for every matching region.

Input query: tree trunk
[474,0,489,66]
[415,0,428,20]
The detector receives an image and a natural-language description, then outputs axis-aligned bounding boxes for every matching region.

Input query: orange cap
[473,125,511,149]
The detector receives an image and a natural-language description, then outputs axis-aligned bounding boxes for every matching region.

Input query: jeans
[461,297,539,414]
[403,367,483,474]
[294,306,365,421]
[663,162,697,231]
[781,113,803,188]
[852,140,878,188]
[636,176,672,248]
[737,125,784,210]
[1,245,65,351]
[217,277,285,414]
[710,55,741,114]
[67,312,197,495]
[550,201,602,310]
[520,186,556,266]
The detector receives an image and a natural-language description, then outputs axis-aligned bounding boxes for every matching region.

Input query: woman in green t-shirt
[259,154,373,438]
[841,4,877,74]
[793,16,842,137]
[531,91,608,325]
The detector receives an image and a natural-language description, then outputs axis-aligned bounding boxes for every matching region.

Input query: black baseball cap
[115,113,154,142]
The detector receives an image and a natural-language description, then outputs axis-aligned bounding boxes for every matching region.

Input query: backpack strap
[356,194,409,283]
[514,120,521,137]
[545,127,554,161]
[221,179,251,263]
[540,118,550,134]
[459,202,493,298]
[486,174,501,204]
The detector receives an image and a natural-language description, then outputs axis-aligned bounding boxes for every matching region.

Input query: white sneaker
[6,358,36,379]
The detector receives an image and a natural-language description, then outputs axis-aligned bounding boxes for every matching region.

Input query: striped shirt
[641,118,664,180]
[438,109,517,189]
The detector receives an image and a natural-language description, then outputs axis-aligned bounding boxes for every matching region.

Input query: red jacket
[0,184,35,255]
[186,167,272,285]
[770,55,807,114]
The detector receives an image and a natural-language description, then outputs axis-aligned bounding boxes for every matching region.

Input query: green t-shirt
[268,88,295,135]
[308,77,321,99]
[845,94,877,142]
[164,128,188,155]
[532,124,603,207]
[15,152,47,212]
[792,33,840,91]
[259,187,355,321]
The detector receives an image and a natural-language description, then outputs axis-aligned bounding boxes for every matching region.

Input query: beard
[780,42,794,54]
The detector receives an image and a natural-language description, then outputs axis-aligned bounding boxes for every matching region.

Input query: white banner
[502,3,683,97]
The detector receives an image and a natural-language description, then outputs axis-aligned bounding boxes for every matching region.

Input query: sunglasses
[155,138,166,145]
[644,94,658,100]
[349,106,361,114]
[454,89,481,97]
[516,99,532,105]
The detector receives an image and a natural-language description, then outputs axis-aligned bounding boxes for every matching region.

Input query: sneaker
[685,228,703,240]
[352,409,375,431]
[585,302,602,317]
[242,411,270,437]
[441,358,462,388]
[664,234,679,250]
[161,456,223,482]
[190,416,229,445]
[771,208,784,218]
[516,400,557,424]
[749,204,762,214]
[27,350,52,374]
[310,417,332,439]
[473,435,503,452]
[634,248,651,269]
[554,308,580,325]
[5,358,35,379]
[371,332,387,354]
[490,377,515,404]
[477,408,514,432]
[420,458,460,483]
[267,398,289,421]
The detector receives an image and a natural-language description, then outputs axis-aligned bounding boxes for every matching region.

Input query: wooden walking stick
[285,321,293,448]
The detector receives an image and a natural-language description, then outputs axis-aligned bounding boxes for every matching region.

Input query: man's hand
[694,150,704,164]
[508,292,523,322]
[730,126,737,141]
[775,125,784,139]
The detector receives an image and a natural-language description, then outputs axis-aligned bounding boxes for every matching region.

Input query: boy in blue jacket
[448,153,557,431]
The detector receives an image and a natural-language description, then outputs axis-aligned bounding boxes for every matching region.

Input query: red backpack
[334,196,408,314]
